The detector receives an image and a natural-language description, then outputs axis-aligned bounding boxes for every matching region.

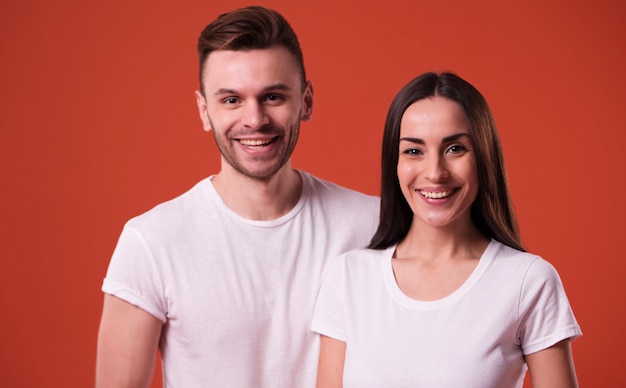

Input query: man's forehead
[201,47,302,92]
[203,46,298,73]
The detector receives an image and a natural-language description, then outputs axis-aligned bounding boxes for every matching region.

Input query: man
[96,6,379,387]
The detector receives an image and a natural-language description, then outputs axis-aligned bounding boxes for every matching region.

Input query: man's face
[195,45,313,180]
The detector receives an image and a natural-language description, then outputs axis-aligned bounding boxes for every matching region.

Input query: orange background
[1,0,624,386]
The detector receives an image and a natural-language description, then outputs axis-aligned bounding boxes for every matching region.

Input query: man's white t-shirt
[102,171,380,387]
[311,240,582,388]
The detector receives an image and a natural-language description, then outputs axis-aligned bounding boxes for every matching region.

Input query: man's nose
[241,101,270,129]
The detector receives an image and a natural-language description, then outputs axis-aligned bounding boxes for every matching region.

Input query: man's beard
[210,115,301,180]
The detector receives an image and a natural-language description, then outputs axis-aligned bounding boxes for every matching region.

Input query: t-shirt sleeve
[311,254,348,342]
[101,223,168,323]
[517,257,582,355]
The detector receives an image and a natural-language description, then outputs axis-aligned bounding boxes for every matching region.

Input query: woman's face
[397,96,479,230]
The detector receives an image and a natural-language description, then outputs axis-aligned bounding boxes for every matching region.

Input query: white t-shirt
[102,171,380,387]
[311,240,582,388]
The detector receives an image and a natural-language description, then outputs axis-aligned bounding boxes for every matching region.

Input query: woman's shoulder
[490,241,560,283]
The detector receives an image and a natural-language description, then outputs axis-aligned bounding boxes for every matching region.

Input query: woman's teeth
[419,190,453,199]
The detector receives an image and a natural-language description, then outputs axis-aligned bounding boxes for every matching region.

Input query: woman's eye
[447,144,467,154]
[403,148,422,156]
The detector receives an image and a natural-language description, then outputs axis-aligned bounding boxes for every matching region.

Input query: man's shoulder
[126,177,213,229]
[302,171,379,204]
[299,172,380,235]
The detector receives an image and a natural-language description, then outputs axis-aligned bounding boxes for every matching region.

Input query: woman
[312,72,581,387]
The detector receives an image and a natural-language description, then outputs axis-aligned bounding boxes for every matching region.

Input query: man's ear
[301,81,314,122]
[195,90,212,132]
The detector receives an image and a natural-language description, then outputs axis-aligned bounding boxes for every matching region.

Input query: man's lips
[238,138,275,148]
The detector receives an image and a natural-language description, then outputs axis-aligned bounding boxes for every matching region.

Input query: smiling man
[95,6,379,388]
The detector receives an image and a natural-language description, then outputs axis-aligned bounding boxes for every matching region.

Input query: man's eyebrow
[263,83,291,92]
[399,133,471,144]
[213,88,237,97]
[213,83,292,97]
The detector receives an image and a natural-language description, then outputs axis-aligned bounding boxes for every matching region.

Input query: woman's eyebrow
[399,133,471,144]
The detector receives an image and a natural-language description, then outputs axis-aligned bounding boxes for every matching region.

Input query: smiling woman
[311,72,582,388]
[371,72,523,253]
[397,97,479,231]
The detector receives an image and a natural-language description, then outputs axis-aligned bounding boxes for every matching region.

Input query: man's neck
[211,165,303,221]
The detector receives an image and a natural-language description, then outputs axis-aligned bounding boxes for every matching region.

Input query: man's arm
[316,335,346,388]
[525,339,579,388]
[96,294,163,388]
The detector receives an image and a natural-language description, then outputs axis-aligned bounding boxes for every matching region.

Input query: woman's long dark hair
[368,72,524,252]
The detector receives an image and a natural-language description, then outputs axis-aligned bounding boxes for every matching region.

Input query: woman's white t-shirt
[311,240,582,388]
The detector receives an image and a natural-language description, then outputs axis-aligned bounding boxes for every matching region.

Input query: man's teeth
[419,190,453,199]
[239,139,272,146]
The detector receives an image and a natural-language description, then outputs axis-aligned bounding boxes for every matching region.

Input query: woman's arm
[525,339,578,388]
[316,335,347,388]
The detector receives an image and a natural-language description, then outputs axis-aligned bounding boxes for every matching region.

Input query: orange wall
[1,0,624,386]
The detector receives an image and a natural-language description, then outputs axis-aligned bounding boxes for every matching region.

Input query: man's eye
[265,94,284,102]
[223,97,239,104]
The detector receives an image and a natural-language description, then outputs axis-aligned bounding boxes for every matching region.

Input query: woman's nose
[425,155,449,181]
